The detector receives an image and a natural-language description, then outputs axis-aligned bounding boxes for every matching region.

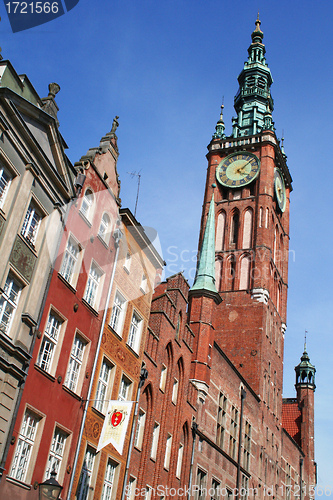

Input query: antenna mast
[127,171,141,218]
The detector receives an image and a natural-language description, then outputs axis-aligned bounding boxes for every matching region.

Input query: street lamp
[39,470,63,500]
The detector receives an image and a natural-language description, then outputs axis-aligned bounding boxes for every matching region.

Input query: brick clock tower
[198,15,291,408]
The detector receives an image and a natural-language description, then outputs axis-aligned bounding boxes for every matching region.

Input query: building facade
[70,208,164,500]
[0,56,75,475]
[0,123,122,499]
[128,16,316,500]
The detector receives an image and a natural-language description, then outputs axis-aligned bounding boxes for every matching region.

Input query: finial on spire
[304,330,307,352]
[213,99,226,139]
[254,11,262,32]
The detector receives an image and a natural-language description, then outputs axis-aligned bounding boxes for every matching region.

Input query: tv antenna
[127,170,141,218]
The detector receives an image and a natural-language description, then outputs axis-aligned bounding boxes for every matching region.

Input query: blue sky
[1,0,332,490]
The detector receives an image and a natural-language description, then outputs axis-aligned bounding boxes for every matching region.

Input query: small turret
[295,341,316,390]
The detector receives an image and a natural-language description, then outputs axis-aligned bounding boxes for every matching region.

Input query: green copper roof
[295,342,316,389]
[191,192,218,294]
[232,15,275,138]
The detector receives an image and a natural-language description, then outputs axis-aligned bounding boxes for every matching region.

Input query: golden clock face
[274,169,286,212]
[216,152,260,188]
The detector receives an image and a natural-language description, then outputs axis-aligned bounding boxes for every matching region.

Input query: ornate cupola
[295,343,316,390]
[232,14,274,137]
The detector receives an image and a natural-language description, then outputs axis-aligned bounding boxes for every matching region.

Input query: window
[98,213,111,242]
[0,273,21,336]
[127,310,143,353]
[229,405,238,459]
[217,392,227,449]
[65,334,87,393]
[241,474,249,500]
[150,422,160,460]
[195,469,207,500]
[198,437,203,452]
[118,376,131,402]
[126,477,137,500]
[21,202,41,244]
[172,378,179,405]
[176,443,183,478]
[230,212,239,247]
[134,409,146,449]
[10,410,40,482]
[110,291,127,336]
[76,446,96,500]
[84,262,103,309]
[140,275,147,294]
[101,459,118,500]
[38,311,63,373]
[175,312,181,340]
[60,237,80,286]
[285,463,291,500]
[243,421,251,470]
[144,487,152,500]
[95,359,113,414]
[159,365,167,392]
[80,188,94,221]
[211,479,220,500]
[45,428,68,480]
[124,252,131,273]
[164,434,172,470]
[0,165,11,208]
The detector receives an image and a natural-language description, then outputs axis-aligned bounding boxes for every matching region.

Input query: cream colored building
[0,57,74,471]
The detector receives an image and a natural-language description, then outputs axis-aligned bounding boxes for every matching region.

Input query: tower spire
[232,15,274,138]
[191,187,218,294]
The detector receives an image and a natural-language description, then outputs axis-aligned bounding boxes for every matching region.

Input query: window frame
[20,200,42,246]
[10,407,45,484]
[164,434,172,470]
[109,290,127,337]
[101,457,119,500]
[127,309,143,353]
[83,260,104,311]
[0,272,22,337]
[98,212,112,245]
[64,331,89,395]
[134,408,146,450]
[150,422,160,460]
[94,357,114,414]
[118,375,132,402]
[37,309,66,375]
[80,187,95,223]
[60,234,83,288]
[0,163,12,209]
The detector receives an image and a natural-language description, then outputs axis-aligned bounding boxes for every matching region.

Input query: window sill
[57,273,77,294]
[97,234,109,249]
[134,445,142,452]
[126,343,139,358]
[139,287,146,295]
[123,266,130,274]
[82,298,99,317]
[6,476,31,490]
[18,233,38,257]
[79,210,92,227]
[108,324,123,340]
[92,406,106,419]
[34,364,55,382]
[62,384,82,401]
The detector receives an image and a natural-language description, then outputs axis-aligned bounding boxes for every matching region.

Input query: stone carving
[9,236,37,282]
[111,116,119,134]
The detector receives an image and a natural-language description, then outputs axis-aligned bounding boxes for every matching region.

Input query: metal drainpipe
[300,457,303,500]
[188,422,198,500]
[235,388,246,500]
[66,226,122,500]
[120,366,148,500]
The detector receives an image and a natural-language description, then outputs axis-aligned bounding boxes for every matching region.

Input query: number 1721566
[6,2,59,14]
